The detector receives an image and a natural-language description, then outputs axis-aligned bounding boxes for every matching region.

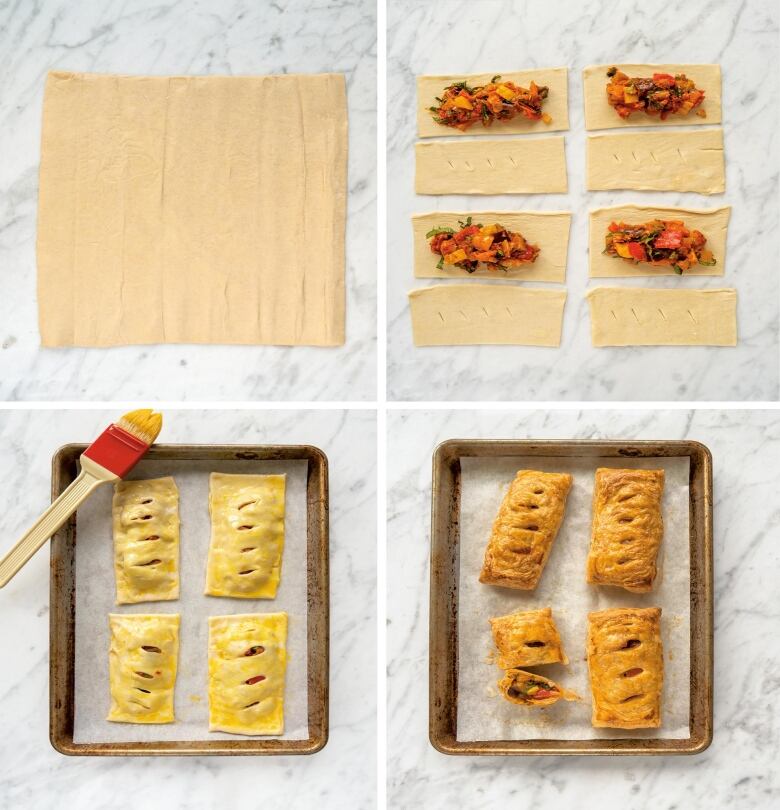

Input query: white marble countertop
[387,0,779,401]
[0,0,377,401]
[387,408,780,808]
[0,408,376,809]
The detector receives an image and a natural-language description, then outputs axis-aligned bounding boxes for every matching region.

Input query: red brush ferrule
[83,424,150,478]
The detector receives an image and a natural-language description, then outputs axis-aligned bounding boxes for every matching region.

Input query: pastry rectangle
[415,138,567,195]
[205,473,286,599]
[480,470,572,589]
[586,287,737,346]
[587,467,664,593]
[586,129,725,194]
[417,68,569,137]
[589,205,730,278]
[108,613,180,724]
[208,613,288,735]
[412,211,571,283]
[583,64,722,130]
[489,607,568,668]
[409,285,566,346]
[37,71,346,347]
[112,477,180,604]
[587,607,663,728]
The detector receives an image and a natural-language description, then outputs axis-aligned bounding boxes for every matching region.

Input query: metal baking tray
[429,439,712,756]
[49,443,329,756]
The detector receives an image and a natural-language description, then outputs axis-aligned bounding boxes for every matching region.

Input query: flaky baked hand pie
[498,668,580,707]
[587,607,663,728]
[489,607,568,669]
[586,467,664,592]
[480,470,572,589]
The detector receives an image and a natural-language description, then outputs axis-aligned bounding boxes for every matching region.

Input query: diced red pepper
[654,230,684,249]
[608,221,620,232]
[627,242,647,262]
[533,689,554,699]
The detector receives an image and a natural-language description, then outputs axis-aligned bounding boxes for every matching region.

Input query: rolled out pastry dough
[583,64,722,130]
[37,70,347,347]
[586,287,737,346]
[417,68,569,137]
[589,205,730,277]
[416,138,567,195]
[412,211,571,282]
[586,129,725,194]
[408,285,566,346]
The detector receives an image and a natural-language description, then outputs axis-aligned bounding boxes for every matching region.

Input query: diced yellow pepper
[452,95,473,110]
[526,685,540,695]
[615,243,633,259]
[624,87,639,103]
[481,224,501,236]
[496,84,515,101]
[541,113,552,124]
[444,248,467,264]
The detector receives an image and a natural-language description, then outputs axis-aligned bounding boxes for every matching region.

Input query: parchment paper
[73,458,309,742]
[457,455,691,741]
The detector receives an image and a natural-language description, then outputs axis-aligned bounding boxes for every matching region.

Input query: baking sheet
[73,458,308,742]
[457,455,691,742]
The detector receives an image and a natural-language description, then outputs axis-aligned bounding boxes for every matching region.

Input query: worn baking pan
[429,439,712,755]
[50,443,329,756]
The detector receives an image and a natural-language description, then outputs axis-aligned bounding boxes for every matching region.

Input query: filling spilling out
[429,75,551,131]
[428,217,540,273]
[507,677,558,701]
[605,67,706,120]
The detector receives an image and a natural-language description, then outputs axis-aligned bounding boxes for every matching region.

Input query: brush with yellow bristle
[0,409,163,588]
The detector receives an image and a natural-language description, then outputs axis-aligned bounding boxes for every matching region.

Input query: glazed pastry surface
[498,668,580,707]
[489,607,568,669]
[586,467,664,592]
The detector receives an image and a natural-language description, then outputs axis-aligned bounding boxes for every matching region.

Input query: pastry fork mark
[508,155,518,168]
[612,153,621,163]
[437,311,445,323]
[657,308,667,321]
[649,151,659,164]
[486,157,494,169]
[687,309,697,324]
[610,309,618,320]
[505,306,513,317]
[458,309,469,321]
[630,307,641,324]
[677,147,686,164]
[463,160,473,171]
[481,306,489,317]
[447,160,455,169]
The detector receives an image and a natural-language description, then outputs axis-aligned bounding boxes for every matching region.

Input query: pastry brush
[0,409,163,588]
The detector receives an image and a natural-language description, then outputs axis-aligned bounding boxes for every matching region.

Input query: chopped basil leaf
[425,226,455,238]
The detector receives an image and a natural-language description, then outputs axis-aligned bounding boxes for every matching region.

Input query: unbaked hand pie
[587,607,664,728]
[489,607,568,669]
[498,668,580,707]
[480,470,572,590]
[586,467,664,592]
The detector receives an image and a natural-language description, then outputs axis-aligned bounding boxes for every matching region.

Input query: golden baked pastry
[480,470,572,589]
[587,607,663,728]
[498,668,580,707]
[586,467,664,592]
[489,607,568,669]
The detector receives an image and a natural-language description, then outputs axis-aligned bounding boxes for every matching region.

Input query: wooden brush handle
[0,460,114,588]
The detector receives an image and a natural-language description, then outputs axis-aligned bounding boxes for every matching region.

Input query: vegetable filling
[507,677,558,701]
[429,75,551,131]
[605,67,706,120]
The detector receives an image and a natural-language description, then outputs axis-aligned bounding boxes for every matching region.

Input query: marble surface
[387,0,780,401]
[0,0,376,401]
[387,408,780,809]
[0,408,376,809]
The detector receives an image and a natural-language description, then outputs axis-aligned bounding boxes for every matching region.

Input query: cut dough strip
[586,287,737,346]
[412,211,571,282]
[416,138,567,195]
[589,205,730,278]
[408,284,566,346]
[417,68,569,138]
[583,63,722,130]
[586,129,725,194]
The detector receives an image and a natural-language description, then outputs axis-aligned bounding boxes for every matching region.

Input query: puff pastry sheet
[589,205,730,278]
[409,285,566,346]
[498,668,580,707]
[412,211,571,283]
[108,613,180,724]
[587,607,663,728]
[113,477,180,604]
[37,70,347,347]
[415,137,567,194]
[583,63,722,130]
[586,129,725,194]
[205,473,286,599]
[208,613,288,735]
[490,607,568,668]
[586,467,664,593]
[417,68,569,137]
[480,470,572,590]
[587,287,737,346]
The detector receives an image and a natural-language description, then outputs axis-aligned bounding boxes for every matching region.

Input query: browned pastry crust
[480,470,572,590]
[586,607,663,728]
[586,467,664,593]
[498,668,580,707]
[489,607,568,669]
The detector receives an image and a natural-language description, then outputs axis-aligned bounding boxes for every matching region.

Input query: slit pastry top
[489,607,568,668]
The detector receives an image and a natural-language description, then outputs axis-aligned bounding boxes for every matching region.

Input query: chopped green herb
[425,226,455,239]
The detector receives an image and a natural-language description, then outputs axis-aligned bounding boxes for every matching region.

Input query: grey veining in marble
[0,408,376,809]
[387,408,780,809]
[387,0,780,401]
[0,0,377,401]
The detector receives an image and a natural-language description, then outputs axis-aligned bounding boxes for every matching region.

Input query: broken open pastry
[489,607,568,669]
[498,668,580,707]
